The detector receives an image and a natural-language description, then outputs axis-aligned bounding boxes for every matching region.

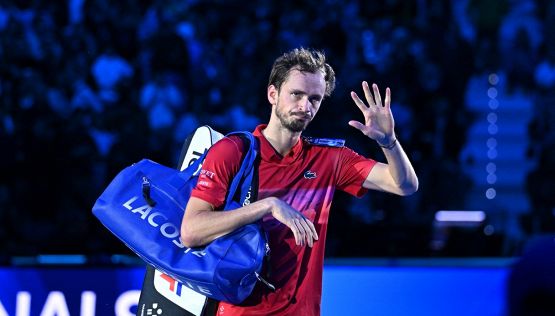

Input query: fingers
[372,83,382,107]
[354,82,389,113]
[306,219,318,242]
[299,217,318,247]
[293,219,308,247]
[360,82,389,109]
[272,201,318,247]
[290,219,302,246]
[350,91,368,113]
[385,87,391,109]
[291,217,318,247]
[362,81,375,108]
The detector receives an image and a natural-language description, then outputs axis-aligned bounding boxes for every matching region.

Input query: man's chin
[285,120,309,133]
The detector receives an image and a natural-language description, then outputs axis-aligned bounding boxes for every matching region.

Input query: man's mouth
[291,112,311,120]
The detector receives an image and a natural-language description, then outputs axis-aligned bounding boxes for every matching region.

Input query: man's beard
[275,102,311,133]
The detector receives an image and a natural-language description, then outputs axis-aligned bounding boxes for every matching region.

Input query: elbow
[180,224,202,248]
[398,177,419,196]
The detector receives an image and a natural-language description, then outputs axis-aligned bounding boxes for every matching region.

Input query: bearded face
[274,100,312,132]
[268,69,326,133]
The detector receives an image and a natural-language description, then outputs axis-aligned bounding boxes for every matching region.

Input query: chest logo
[304,170,317,179]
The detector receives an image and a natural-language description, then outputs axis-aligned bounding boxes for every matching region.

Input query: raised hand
[270,198,318,247]
[349,82,396,147]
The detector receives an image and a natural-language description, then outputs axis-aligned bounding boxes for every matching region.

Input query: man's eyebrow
[289,89,324,100]
[289,89,305,94]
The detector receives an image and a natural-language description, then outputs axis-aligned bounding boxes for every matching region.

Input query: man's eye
[310,98,321,105]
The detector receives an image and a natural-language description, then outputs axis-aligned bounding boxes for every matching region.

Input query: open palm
[349,82,395,146]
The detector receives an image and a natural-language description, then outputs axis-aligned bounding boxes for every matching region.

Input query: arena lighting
[435,210,486,222]
[36,255,87,265]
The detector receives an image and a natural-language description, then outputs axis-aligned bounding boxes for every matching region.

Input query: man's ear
[267,85,278,105]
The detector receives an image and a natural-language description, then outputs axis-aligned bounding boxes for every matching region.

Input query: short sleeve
[335,147,377,198]
[189,136,244,208]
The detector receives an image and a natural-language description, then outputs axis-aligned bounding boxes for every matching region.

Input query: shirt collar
[253,124,304,164]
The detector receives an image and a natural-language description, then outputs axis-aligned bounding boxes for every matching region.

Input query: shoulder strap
[169,131,258,205]
[224,131,259,208]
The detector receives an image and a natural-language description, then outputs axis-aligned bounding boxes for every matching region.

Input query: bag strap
[228,133,275,291]
[169,131,259,209]
[224,131,259,208]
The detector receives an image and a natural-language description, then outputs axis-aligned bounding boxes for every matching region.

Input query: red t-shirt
[190,125,376,316]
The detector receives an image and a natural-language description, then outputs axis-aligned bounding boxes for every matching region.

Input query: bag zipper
[255,272,276,291]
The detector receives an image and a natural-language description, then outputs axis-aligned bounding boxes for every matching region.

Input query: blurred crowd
[1,0,554,260]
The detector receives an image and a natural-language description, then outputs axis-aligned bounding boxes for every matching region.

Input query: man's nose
[297,96,311,112]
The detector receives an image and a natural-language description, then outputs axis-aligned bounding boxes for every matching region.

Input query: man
[180,48,418,315]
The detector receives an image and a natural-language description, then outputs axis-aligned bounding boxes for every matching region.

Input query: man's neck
[261,122,301,157]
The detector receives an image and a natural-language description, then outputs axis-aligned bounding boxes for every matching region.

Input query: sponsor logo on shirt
[197,169,216,189]
[200,169,215,179]
[304,170,317,179]
[198,180,211,188]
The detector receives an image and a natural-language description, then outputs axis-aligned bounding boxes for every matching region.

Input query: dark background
[1,0,554,261]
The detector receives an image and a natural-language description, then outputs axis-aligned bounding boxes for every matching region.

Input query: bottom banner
[0,267,144,316]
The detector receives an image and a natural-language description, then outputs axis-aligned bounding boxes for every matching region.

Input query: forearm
[180,196,275,247]
[381,138,419,195]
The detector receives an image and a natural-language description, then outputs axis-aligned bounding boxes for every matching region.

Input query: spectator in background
[526,28,555,234]
[2,0,553,258]
[91,50,134,103]
[140,72,184,131]
[499,0,542,92]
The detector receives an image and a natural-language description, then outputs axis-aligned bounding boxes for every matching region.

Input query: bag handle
[141,176,157,207]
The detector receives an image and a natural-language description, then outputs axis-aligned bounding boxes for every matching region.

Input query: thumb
[349,120,384,140]
[348,120,365,131]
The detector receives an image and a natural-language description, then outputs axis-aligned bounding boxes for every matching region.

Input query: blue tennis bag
[92,132,272,304]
